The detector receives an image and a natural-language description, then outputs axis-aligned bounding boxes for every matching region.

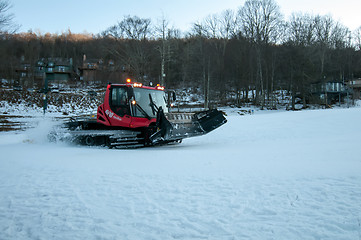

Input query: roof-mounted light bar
[156,84,165,90]
[122,78,164,90]
[133,82,143,88]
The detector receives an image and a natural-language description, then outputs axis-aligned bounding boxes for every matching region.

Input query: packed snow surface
[0,107,361,240]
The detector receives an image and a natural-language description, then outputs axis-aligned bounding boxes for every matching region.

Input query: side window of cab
[110,87,130,117]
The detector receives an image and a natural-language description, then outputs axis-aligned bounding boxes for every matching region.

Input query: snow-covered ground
[0,107,361,240]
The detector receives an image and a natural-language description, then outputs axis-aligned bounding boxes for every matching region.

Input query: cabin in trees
[15,58,76,90]
[347,79,361,99]
[14,63,32,89]
[14,55,140,89]
[38,58,76,87]
[78,56,101,85]
[310,82,350,105]
[78,55,124,85]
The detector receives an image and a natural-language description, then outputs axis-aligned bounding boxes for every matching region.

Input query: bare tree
[119,15,152,40]
[199,10,237,39]
[238,0,283,108]
[189,21,210,108]
[0,0,18,33]
[102,16,153,82]
[353,26,361,50]
[204,14,219,38]
[239,0,283,44]
[155,15,169,86]
[154,15,182,87]
[313,15,334,77]
[189,10,238,108]
[219,9,238,40]
[286,13,317,109]
[330,22,350,49]
[287,13,316,46]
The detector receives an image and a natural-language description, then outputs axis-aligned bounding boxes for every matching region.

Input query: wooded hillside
[1,0,361,109]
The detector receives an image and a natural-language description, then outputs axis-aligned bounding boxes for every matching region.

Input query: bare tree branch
[0,0,18,33]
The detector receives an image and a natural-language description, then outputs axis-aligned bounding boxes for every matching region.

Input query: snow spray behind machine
[57,79,227,148]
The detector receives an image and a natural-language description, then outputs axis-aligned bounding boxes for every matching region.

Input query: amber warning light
[126,78,131,83]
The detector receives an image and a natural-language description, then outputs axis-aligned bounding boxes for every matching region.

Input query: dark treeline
[1,0,361,109]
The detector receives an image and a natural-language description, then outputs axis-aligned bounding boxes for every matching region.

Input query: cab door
[107,87,132,127]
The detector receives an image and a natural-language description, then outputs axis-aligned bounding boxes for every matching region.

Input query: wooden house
[347,79,361,99]
[310,81,349,105]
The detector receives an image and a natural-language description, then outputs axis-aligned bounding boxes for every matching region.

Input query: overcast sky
[10,0,361,34]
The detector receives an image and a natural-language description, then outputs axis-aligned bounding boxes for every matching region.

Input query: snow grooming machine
[56,81,227,148]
